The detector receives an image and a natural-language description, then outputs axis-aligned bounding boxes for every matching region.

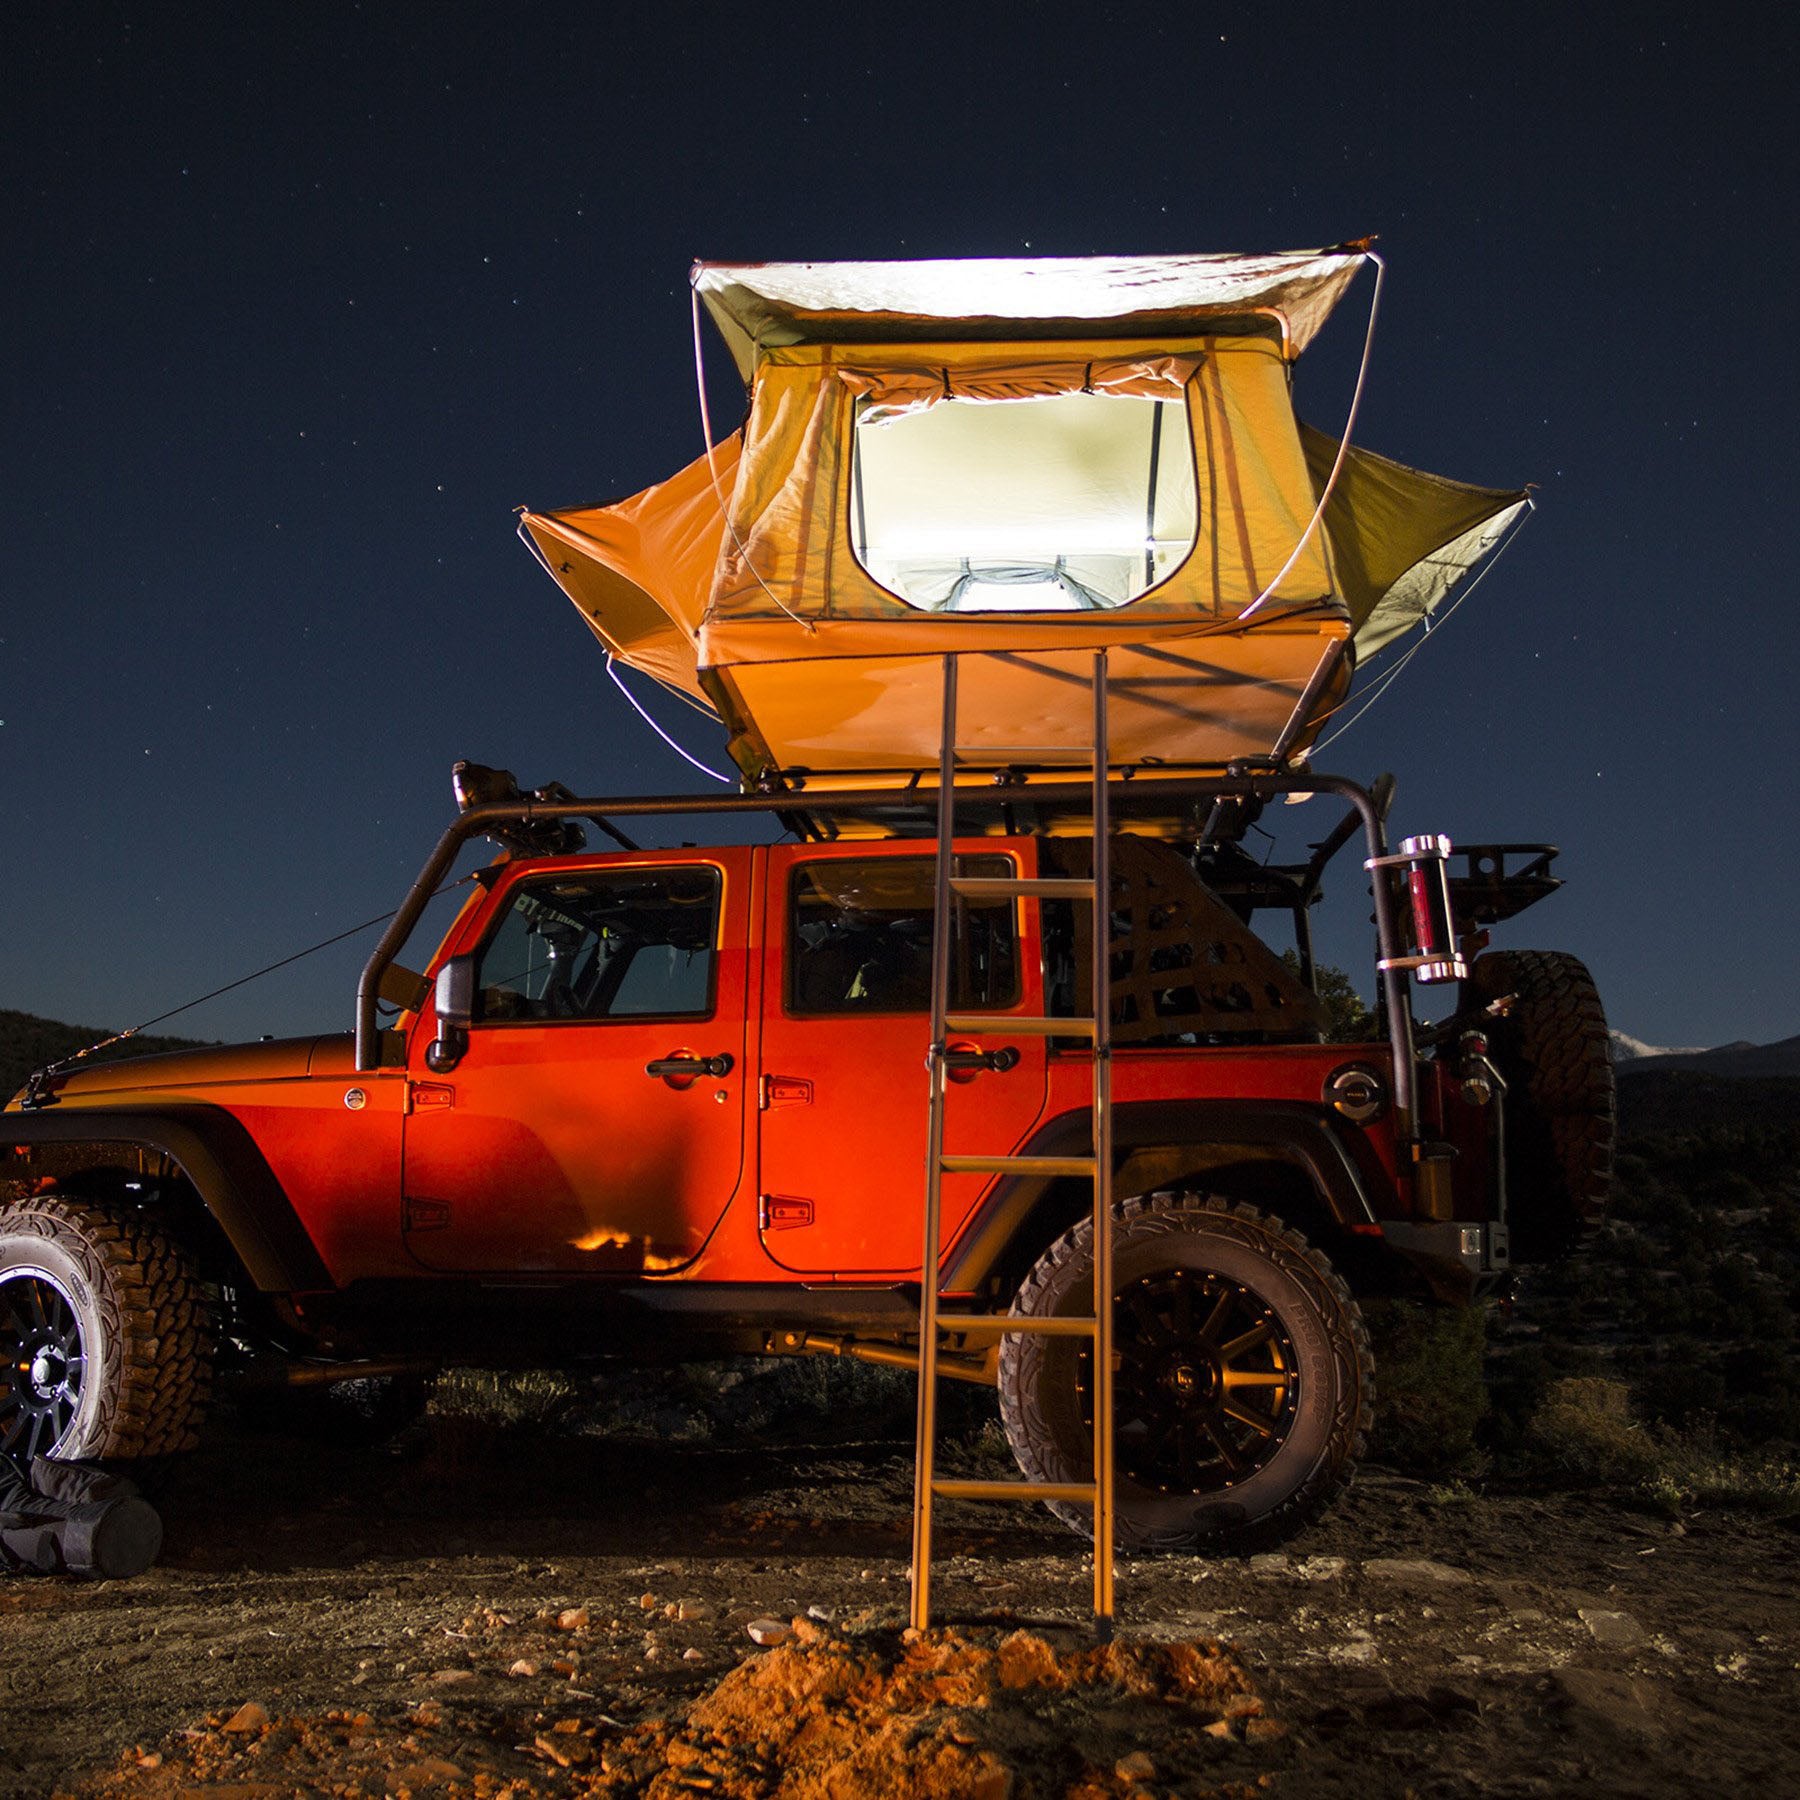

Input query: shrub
[1363,1300,1488,1477]
[1523,1377,1659,1485]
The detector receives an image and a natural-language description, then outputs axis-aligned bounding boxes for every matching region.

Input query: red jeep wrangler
[2,764,1612,1552]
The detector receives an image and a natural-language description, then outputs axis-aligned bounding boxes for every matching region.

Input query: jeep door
[755,842,1049,1275]
[402,852,750,1273]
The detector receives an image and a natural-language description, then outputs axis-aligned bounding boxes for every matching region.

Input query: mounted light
[452,760,522,812]
[1368,834,1467,985]
[450,760,587,857]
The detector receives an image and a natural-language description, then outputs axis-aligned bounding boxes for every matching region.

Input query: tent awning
[520,440,741,707]
[693,248,1369,380]
[1298,426,1530,658]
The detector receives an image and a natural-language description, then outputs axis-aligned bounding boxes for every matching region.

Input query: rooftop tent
[520,249,1528,789]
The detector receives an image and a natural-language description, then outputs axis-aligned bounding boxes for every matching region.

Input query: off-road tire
[998,1193,1373,1553]
[0,1193,212,1462]
[1465,950,1614,1262]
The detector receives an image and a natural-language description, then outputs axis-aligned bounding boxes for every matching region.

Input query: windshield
[473,866,721,1023]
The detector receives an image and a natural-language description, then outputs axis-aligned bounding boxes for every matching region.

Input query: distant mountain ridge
[0,1008,213,1106]
[1611,1028,1800,1080]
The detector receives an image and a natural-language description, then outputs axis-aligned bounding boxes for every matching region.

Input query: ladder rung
[940,1315,1098,1339]
[943,1013,1096,1037]
[940,1154,1098,1178]
[932,1478,1098,1504]
[948,876,1097,900]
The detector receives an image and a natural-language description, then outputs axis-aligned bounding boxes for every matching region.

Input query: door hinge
[759,1194,815,1230]
[759,1074,814,1110]
[407,1082,455,1114]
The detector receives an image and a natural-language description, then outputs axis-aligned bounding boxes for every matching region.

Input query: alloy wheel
[1080,1267,1299,1493]
[0,1265,87,1461]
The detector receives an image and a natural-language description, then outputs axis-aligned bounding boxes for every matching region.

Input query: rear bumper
[1380,1219,1510,1302]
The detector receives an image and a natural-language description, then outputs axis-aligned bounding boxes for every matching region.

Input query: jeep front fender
[2,1105,332,1292]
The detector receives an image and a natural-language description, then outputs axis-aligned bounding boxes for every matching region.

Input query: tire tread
[0,1193,212,1459]
[998,1193,1373,1554]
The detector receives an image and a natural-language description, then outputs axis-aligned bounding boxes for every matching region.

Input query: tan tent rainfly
[522,249,1526,790]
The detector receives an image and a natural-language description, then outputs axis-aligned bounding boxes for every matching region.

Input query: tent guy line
[1314,497,1537,754]
[518,508,734,782]
[691,283,818,635]
[606,654,732,784]
[1237,248,1384,624]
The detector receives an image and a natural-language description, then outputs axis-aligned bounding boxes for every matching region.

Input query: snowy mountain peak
[1609,1029,1709,1063]
[1609,1030,1800,1078]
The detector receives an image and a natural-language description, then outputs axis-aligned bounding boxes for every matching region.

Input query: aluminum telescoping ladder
[910,649,1117,1636]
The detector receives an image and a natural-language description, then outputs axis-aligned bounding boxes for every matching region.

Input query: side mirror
[1370,772,1397,823]
[425,956,475,1072]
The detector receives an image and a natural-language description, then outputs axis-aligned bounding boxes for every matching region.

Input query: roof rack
[354,767,1401,1074]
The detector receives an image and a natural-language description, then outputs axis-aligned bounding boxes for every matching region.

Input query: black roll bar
[354,772,1416,1135]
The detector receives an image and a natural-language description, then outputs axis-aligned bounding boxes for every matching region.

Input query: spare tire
[1464,950,1614,1261]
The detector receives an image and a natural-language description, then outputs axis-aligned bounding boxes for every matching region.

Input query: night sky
[4,3,1793,1052]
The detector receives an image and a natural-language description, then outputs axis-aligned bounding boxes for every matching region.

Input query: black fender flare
[943,1099,1378,1293]
[2,1106,331,1292]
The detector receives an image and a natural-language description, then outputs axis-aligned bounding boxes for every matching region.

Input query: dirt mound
[608,1619,1274,1797]
[59,1623,1276,1799]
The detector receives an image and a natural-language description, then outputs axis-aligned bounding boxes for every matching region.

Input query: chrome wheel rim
[0,1265,87,1460]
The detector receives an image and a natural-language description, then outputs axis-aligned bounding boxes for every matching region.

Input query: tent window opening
[850,391,1198,613]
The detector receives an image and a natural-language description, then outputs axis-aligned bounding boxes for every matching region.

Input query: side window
[473,866,720,1023]
[788,856,1019,1016]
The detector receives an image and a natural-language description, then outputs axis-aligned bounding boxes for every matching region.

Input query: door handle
[645,1053,735,1079]
[940,1045,1020,1075]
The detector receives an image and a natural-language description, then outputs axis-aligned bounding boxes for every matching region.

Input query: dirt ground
[3,1407,1797,1800]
